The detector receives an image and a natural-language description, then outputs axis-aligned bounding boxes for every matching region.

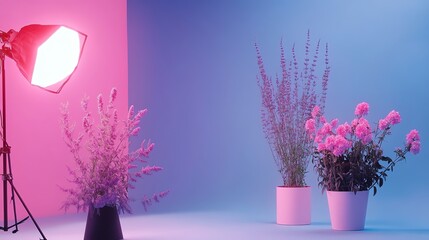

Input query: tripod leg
[6,153,19,233]
[2,154,8,231]
[7,179,47,240]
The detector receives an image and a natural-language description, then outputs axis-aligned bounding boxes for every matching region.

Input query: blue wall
[128,0,429,224]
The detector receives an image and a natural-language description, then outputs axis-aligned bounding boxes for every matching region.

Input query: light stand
[0,53,47,240]
[0,25,87,240]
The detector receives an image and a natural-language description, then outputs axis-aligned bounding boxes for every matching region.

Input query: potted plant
[255,32,330,225]
[306,102,421,230]
[60,88,168,240]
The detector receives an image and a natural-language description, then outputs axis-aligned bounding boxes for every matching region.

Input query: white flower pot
[327,190,369,231]
[276,186,311,225]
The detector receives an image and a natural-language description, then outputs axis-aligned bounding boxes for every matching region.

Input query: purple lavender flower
[60,88,167,213]
[256,33,330,187]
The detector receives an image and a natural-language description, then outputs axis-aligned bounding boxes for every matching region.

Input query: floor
[2,211,429,240]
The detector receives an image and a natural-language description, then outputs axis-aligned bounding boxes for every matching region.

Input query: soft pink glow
[2,0,128,218]
[32,26,81,88]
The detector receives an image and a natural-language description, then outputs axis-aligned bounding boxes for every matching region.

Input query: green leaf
[379,178,383,187]
[373,186,377,196]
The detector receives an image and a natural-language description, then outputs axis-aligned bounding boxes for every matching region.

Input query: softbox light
[5,24,87,93]
[0,23,87,240]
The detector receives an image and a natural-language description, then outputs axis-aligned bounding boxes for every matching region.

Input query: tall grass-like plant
[256,32,330,187]
[60,88,168,213]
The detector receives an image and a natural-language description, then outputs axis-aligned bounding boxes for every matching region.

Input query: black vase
[84,205,123,240]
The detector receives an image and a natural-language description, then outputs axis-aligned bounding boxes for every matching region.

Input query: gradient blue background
[127,0,429,227]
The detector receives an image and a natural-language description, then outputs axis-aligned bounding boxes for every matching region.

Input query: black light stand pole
[0,47,47,240]
[1,51,7,231]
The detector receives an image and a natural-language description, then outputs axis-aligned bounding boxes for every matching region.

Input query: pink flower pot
[276,186,311,225]
[327,190,369,231]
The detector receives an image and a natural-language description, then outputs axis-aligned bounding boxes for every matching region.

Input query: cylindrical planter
[276,186,311,225]
[84,205,124,240]
[327,190,369,231]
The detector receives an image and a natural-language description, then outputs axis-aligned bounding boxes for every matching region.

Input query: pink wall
[1,0,128,217]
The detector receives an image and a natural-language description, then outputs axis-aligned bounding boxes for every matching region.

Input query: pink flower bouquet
[306,102,421,194]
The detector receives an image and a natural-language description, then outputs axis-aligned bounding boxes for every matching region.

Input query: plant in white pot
[306,102,421,230]
[255,32,330,225]
[60,88,168,240]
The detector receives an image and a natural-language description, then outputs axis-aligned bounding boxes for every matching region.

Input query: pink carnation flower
[320,122,332,135]
[317,142,326,152]
[351,118,359,128]
[378,119,389,130]
[406,129,420,145]
[355,102,369,116]
[305,119,316,134]
[315,134,324,144]
[405,129,420,155]
[330,118,339,128]
[311,106,320,118]
[324,135,336,151]
[332,135,351,156]
[410,141,421,155]
[355,118,372,144]
[336,123,351,137]
[386,110,401,125]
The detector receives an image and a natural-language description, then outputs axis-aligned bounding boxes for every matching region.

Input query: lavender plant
[60,88,168,213]
[256,32,330,187]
